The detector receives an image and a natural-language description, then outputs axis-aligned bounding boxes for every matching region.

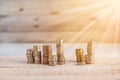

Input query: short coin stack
[76,49,85,65]
[48,55,57,66]
[85,41,95,64]
[56,39,65,65]
[43,45,52,64]
[57,54,65,65]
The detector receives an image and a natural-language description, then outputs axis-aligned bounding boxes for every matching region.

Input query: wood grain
[0,32,119,43]
[0,0,119,43]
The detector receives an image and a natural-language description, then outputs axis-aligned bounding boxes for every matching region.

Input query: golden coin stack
[48,55,57,66]
[33,45,41,64]
[76,49,85,65]
[43,45,52,64]
[56,39,65,65]
[26,49,34,63]
[85,41,95,64]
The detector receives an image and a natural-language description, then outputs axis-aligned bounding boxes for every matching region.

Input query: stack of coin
[85,55,95,64]
[34,51,41,64]
[26,49,34,63]
[56,39,64,55]
[48,55,57,66]
[26,45,41,64]
[43,45,52,64]
[57,54,65,65]
[76,49,85,65]
[87,41,94,55]
[56,39,65,65]
[33,45,41,64]
[85,41,95,64]
[33,45,39,51]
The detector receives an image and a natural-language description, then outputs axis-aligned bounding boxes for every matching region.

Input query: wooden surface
[0,43,120,80]
[0,0,120,43]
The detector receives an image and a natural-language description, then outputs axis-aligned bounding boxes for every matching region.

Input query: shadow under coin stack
[56,39,65,65]
[85,41,95,64]
[76,49,85,65]
[43,45,52,64]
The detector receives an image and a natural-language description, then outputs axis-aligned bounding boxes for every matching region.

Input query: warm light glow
[113,0,120,8]
[62,0,120,43]
[0,0,120,43]
[115,0,120,3]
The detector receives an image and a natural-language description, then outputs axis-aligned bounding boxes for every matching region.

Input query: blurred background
[0,0,120,43]
[0,1,120,80]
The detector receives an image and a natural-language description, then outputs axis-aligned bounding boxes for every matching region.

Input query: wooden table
[0,43,120,80]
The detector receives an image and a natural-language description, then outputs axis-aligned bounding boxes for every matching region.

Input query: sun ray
[70,4,112,32]
[40,0,120,44]
[63,0,113,15]
[114,17,119,43]
[86,5,115,42]
[46,0,113,28]
[71,7,113,42]
[95,7,116,53]
[98,2,120,44]
[69,6,113,43]
[113,7,120,43]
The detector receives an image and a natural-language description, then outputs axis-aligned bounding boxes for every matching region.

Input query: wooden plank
[0,0,118,43]
[0,12,110,32]
[0,32,119,43]
[0,0,113,32]
[0,0,109,15]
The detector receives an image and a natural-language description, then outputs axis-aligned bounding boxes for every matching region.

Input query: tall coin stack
[33,45,41,64]
[76,49,85,65]
[56,39,65,65]
[48,55,57,66]
[85,41,95,64]
[43,45,52,64]
[26,49,34,63]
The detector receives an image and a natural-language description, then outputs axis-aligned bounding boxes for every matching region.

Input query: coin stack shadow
[56,39,65,65]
